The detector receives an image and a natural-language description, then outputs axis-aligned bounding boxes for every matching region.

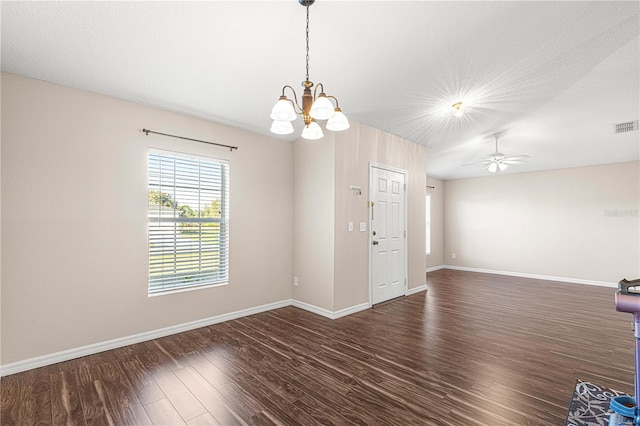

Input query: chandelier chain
[305,5,310,82]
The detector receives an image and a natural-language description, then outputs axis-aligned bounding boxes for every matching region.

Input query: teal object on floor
[610,395,636,423]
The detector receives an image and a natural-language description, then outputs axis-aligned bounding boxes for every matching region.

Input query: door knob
[372,240,379,245]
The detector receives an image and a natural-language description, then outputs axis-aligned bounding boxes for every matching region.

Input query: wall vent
[614,120,639,134]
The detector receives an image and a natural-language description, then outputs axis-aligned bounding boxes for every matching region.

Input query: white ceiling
[2,1,638,180]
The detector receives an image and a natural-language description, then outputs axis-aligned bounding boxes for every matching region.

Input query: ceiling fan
[464,134,530,173]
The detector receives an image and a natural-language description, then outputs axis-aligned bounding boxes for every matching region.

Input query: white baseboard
[291,300,370,319]
[333,302,370,319]
[2,263,614,377]
[0,292,427,376]
[290,300,335,319]
[0,299,292,377]
[406,285,428,296]
[443,265,617,288]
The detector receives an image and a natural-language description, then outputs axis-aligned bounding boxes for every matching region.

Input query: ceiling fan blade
[463,159,491,166]
[503,155,530,164]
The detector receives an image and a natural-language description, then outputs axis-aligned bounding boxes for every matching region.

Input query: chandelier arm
[326,95,340,108]
[313,82,325,100]
[282,85,304,113]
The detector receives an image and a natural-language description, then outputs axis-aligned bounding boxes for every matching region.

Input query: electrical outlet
[293,277,299,287]
[451,253,457,259]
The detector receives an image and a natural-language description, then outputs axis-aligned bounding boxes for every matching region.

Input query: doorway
[369,163,408,305]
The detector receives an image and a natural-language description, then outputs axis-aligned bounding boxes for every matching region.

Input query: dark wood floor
[1,269,634,425]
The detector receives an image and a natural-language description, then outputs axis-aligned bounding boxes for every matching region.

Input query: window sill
[148,281,229,297]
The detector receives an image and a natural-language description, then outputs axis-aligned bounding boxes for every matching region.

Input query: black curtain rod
[427,185,436,189]
[142,128,238,151]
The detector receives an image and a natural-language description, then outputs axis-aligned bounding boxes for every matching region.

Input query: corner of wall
[292,135,336,311]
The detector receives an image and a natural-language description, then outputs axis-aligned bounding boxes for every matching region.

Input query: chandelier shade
[270,97,297,121]
[270,120,295,135]
[326,108,350,131]
[310,94,336,120]
[269,0,348,140]
[301,121,324,140]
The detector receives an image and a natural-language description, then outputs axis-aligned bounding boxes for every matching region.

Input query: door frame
[368,162,409,306]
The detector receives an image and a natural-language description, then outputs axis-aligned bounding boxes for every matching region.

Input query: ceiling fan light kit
[487,161,507,173]
[269,0,350,140]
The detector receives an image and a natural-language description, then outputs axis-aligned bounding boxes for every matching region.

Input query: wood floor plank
[13,365,52,425]
[191,334,359,425]
[173,365,247,425]
[151,369,208,422]
[93,359,153,425]
[50,370,85,426]
[78,379,116,425]
[186,411,221,425]
[229,371,319,425]
[185,352,265,422]
[198,325,310,405]
[0,373,23,426]
[118,356,166,405]
[289,363,385,425]
[248,411,284,426]
[143,398,186,425]
[1,270,634,425]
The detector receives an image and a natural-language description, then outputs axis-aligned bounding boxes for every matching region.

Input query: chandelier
[270,0,349,140]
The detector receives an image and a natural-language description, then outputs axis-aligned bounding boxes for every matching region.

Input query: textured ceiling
[2,1,638,180]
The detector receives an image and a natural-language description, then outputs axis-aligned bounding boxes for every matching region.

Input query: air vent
[614,120,639,134]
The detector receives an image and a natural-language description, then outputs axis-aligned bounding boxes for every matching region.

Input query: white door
[370,164,407,305]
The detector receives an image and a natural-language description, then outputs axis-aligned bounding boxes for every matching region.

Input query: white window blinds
[148,149,229,294]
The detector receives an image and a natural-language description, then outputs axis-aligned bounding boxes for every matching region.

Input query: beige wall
[333,123,427,310]
[6,71,631,368]
[2,74,429,367]
[292,136,335,311]
[444,161,640,282]
[426,176,444,268]
[292,122,428,313]
[1,73,294,364]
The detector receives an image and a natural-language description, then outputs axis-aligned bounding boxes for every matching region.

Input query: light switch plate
[348,222,353,232]
[359,222,366,232]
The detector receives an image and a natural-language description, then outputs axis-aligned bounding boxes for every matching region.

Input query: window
[148,149,229,294]
[426,193,431,255]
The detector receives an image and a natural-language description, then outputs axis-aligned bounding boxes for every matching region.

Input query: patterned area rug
[566,380,630,425]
